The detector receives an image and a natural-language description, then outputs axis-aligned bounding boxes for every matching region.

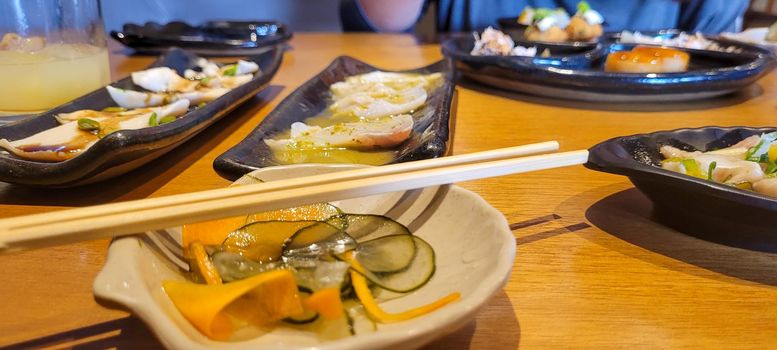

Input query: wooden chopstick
[0,143,587,253]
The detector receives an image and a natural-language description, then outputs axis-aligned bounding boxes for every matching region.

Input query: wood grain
[0,34,775,349]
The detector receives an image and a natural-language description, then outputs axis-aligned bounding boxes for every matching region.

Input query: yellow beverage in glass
[0,43,110,113]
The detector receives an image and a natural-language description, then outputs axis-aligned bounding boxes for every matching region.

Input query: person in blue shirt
[341,0,748,34]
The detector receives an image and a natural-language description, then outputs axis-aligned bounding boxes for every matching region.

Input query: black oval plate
[111,20,292,56]
[586,126,777,252]
[0,47,283,187]
[213,56,456,181]
[442,34,776,102]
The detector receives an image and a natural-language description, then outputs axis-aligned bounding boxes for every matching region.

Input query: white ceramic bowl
[93,164,515,350]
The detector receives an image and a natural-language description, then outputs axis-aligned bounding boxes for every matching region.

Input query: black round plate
[586,126,777,252]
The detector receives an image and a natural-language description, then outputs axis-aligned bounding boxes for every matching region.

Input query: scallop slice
[331,72,441,99]
[264,114,414,151]
[330,86,427,120]
[106,85,230,108]
[0,100,190,162]
[106,86,168,108]
[132,67,199,93]
[235,60,259,75]
[55,102,186,124]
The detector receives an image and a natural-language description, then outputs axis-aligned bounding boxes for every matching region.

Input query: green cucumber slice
[355,234,416,273]
[282,222,357,265]
[345,235,436,293]
[211,251,282,282]
[339,214,410,242]
[220,220,318,263]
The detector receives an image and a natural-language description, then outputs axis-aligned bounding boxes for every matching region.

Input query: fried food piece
[566,16,603,41]
[524,25,569,42]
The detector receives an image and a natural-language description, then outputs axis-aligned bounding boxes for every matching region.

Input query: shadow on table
[584,188,777,286]
[0,86,283,207]
[424,290,521,349]
[0,316,163,350]
[456,77,764,112]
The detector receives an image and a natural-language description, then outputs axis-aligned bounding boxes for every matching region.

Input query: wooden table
[1,34,775,349]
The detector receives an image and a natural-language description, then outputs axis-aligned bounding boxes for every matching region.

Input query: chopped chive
[222,65,237,76]
[200,76,211,85]
[77,118,101,131]
[577,1,591,13]
[707,161,717,180]
[159,115,176,124]
[148,112,158,126]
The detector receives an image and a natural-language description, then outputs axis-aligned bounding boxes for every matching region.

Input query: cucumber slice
[355,234,416,273]
[211,251,282,282]
[291,260,350,292]
[220,220,318,263]
[282,222,357,265]
[339,214,410,242]
[345,235,436,293]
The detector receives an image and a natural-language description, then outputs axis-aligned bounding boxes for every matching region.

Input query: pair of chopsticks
[0,141,588,254]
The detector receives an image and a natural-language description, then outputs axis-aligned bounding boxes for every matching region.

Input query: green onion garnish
[77,118,101,131]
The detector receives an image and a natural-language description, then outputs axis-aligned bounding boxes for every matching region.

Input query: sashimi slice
[264,114,414,151]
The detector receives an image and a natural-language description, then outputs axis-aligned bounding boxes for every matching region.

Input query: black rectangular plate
[0,47,283,187]
[112,21,292,56]
[213,56,456,181]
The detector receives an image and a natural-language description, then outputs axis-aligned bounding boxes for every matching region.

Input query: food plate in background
[721,27,777,54]
[93,164,515,350]
[0,47,283,187]
[586,126,777,252]
[442,33,776,102]
[497,17,599,50]
[111,21,292,56]
[213,56,456,181]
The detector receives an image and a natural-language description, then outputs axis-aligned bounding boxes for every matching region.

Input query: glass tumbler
[0,0,110,114]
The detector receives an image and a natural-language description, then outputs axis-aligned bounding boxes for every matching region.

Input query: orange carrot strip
[343,251,460,323]
[189,241,222,285]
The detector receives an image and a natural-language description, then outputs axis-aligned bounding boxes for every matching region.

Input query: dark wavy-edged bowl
[213,56,456,181]
[111,20,292,56]
[496,17,600,50]
[586,126,777,252]
[442,34,776,102]
[0,47,283,187]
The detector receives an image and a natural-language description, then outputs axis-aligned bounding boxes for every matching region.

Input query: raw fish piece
[55,102,187,123]
[0,100,189,161]
[264,114,414,151]
[235,60,260,75]
[106,85,230,108]
[331,72,441,98]
[753,178,777,197]
[329,86,427,120]
[132,67,199,93]
[106,86,168,108]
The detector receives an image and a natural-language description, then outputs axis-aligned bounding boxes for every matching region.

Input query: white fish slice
[0,100,190,162]
[132,67,199,93]
[106,86,230,109]
[264,114,414,151]
[330,86,427,120]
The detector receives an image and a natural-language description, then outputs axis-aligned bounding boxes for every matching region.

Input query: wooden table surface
[1,34,776,349]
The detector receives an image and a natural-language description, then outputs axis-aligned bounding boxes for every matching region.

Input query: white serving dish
[93,164,515,350]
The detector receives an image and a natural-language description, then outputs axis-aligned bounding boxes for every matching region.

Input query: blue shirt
[343,0,747,34]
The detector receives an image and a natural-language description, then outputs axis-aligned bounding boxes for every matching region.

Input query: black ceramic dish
[213,56,456,181]
[111,20,292,56]
[0,47,283,187]
[442,34,776,102]
[586,126,777,252]
[496,17,599,50]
